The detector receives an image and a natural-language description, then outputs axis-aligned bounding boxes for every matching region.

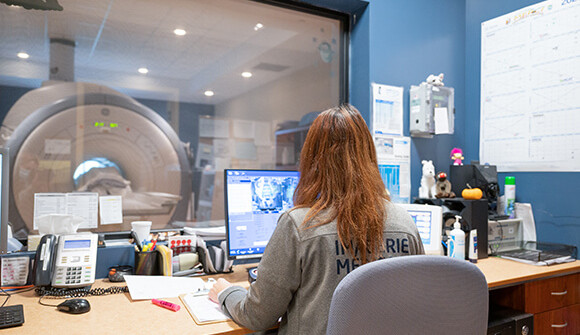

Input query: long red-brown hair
[294,104,389,264]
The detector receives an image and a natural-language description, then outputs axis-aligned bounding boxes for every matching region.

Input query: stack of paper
[124,276,205,300]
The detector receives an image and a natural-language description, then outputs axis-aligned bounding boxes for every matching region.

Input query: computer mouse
[57,298,91,314]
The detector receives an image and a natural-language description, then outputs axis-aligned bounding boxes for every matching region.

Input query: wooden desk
[3,264,257,335]
[480,257,580,334]
[5,258,580,334]
[476,257,580,289]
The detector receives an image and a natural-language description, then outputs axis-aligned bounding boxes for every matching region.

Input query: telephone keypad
[55,266,93,286]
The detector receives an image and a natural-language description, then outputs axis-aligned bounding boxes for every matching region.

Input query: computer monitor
[0,148,9,254]
[224,169,299,260]
[399,203,443,255]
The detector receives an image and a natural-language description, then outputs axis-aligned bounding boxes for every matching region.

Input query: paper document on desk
[180,293,230,324]
[514,203,537,242]
[499,255,574,266]
[124,275,205,300]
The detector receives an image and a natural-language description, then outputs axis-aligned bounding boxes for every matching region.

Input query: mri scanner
[0,82,192,238]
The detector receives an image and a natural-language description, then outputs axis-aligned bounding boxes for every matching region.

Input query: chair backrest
[326,255,489,335]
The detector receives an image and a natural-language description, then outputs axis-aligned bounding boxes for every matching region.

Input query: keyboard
[0,305,24,329]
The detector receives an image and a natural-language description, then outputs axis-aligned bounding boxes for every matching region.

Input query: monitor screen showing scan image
[399,204,443,255]
[224,169,299,260]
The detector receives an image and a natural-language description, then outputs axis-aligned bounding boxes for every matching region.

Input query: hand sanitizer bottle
[448,215,465,260]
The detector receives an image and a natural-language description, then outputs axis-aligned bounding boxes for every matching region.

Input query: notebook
[179,293,231,325]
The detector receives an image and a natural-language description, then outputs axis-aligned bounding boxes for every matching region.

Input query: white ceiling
[0,0,340,104]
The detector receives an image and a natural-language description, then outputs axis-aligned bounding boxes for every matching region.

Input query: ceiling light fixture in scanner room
[1,82,192,238]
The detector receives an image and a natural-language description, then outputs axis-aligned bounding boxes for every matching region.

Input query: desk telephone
[33,234,98,288]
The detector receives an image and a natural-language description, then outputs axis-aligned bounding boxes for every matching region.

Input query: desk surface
[5,258,580,334]
[4,263,256,335]
[478,257,580,289]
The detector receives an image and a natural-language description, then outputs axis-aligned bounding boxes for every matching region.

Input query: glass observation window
[0,0,345,239]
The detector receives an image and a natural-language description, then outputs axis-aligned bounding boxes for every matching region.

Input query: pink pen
[152,299,181,312]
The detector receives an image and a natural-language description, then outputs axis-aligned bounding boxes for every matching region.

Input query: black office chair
[326,255,489,335]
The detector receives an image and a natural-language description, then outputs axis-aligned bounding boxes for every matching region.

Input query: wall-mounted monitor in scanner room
[399,204,443,255]
[224,169,299,260]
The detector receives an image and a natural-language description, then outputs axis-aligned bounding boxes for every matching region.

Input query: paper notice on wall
[375,135,410,161]
[34,192,99,229]
[434,107,450,134]
[34,193,67,229]
[379,162,411,203]
[234,142,257,160]
[99,195,123,225]
[372,83,403,136]
[480,0,580,171]
[213,139,232,158]
[199,117,230,138]
[254,121,272,146]
[375,135,411,203]
[233,120,255,139]
[66,193,99,228]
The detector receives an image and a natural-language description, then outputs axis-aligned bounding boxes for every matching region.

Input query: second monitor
[399,203,443,255]
[224,169,299,260]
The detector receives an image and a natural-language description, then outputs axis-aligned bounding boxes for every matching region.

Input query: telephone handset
[33,234,98,288]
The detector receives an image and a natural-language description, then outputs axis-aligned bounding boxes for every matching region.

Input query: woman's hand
[208,278,234,303]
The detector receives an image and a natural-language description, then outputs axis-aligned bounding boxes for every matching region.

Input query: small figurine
[426,73,445,86]
[419,160,437,198]
[435,172,456,199]
[450,148,464,165]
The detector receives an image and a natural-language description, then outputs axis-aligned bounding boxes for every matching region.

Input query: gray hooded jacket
[218,201,425,334]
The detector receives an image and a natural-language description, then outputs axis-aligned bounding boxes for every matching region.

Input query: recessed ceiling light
[254,23,264,31]
[173,28,186,36]
[17,52,29,59]
[138,67,149,74]
[241,71,252,78]
[204,90,214,97]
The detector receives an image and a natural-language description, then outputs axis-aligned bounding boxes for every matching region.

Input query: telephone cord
[36,286,128,307]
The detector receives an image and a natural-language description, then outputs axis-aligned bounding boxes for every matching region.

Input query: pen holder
[135,250,162,275]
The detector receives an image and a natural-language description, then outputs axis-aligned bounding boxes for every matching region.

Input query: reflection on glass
[0,0,343,238]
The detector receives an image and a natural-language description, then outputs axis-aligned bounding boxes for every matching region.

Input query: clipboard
[179,293,231,325]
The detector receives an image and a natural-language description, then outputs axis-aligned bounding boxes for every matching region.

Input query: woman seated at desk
[209,104,425,334]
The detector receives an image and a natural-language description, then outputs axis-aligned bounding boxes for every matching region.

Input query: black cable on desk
[0,288,10,307]
[36,285,129,307]
[35,285,128,298]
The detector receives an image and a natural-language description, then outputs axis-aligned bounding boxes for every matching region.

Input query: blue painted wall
[350,0,467,199]
[347,0,579,250]
[465,0,579,250]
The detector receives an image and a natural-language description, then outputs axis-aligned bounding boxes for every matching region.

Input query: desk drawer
[525,273,579,314]
[533,304,579,335]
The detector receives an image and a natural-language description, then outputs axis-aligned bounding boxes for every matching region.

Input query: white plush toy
[419,160,437,198]
[426,73,445,86]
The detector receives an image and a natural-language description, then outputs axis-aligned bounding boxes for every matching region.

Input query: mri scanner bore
[0,82,192,238]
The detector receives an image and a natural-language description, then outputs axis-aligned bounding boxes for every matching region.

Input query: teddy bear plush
[419,160,437,198]
[435,172,456,198]
[426,73,445,86]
